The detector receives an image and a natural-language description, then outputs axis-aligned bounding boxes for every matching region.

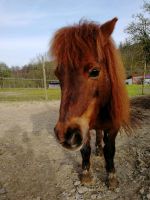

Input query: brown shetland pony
[50,18,130,189]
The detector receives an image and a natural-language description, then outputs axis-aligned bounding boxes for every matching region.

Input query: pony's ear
[100,17,118,43]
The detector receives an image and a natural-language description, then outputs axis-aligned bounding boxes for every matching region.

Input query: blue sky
[0,0,143,67]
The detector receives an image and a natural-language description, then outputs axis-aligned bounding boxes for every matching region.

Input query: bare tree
[125,1,150,94]
[36,54,48,100]
[143,1,150,13]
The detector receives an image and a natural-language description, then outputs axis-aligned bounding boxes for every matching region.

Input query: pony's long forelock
[50,21,106,69]
[50,20,130,133]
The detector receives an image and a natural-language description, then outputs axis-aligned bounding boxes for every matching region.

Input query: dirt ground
[0,97,150,200]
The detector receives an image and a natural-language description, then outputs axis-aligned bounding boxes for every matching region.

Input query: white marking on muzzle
[69,99,96,143]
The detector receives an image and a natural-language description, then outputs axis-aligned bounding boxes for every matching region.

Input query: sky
[0,0,143,67]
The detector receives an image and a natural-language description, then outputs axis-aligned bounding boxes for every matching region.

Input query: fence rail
[0,77,53,88]
[0,77,60,101]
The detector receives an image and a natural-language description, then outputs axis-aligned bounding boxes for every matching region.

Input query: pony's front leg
[103,130,119,190]
[95,129,103,156]
[80,133,93,184]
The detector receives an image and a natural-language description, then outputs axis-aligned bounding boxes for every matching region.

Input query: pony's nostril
[54,126,57,134]
[65,127,82,148]
[70,132,82,146]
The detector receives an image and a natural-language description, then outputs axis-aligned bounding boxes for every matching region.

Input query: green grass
[0,85,149,101]
[126,84,150,97]
[0,88,61,101]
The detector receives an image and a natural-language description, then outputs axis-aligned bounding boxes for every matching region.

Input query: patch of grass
[0,88,61,101]
[47,88,61,100]
[0,85,149,101]
[126,84,150,97]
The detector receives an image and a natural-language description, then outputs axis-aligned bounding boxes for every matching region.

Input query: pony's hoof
[95,146,103,157]
[108,174,119,190]
[80,170,94,185]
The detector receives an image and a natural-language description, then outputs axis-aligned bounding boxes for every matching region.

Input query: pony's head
[50,18,129,151]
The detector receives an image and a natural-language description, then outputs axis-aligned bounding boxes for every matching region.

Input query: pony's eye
[89,68,100,79]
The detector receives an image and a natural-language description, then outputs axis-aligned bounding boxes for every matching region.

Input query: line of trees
[120,1,150,77]
[0,55,57,88]
[0,59,56,80]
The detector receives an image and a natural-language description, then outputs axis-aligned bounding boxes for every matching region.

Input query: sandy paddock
[0,97,150,200]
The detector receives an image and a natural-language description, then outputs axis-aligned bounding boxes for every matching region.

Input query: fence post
[42,56,48,101]
[142,60,147,95]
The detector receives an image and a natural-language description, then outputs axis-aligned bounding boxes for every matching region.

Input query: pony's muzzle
[54,125,83,150]
[63,127,83,150]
